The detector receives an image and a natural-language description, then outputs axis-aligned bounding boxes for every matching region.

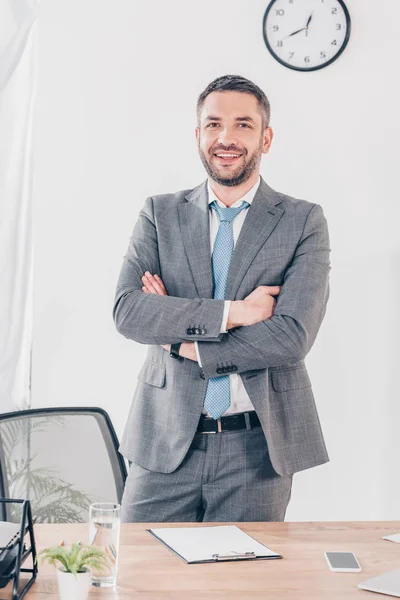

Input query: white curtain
[0,0,38,411]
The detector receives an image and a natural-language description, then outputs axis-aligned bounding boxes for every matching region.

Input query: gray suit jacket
[114,178,330,476]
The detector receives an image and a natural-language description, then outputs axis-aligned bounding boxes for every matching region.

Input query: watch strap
[169,343,183,361]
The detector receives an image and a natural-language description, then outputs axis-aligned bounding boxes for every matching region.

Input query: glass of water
[89,502,121,587]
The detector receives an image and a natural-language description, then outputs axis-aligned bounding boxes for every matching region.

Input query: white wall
[33,0,400,520]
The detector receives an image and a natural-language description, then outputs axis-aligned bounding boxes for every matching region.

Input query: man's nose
[217,127,239,146]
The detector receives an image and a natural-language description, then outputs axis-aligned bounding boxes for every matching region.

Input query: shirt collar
[207,175,261,209]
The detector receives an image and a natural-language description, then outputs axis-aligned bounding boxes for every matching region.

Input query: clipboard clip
[212,551,256,561]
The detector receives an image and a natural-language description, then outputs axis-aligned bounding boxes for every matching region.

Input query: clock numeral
[331,7,338,14]
[275,9,285,16]
[320,51,327,58]
[304,56,310,63]
[331,39,337,45]
[289,52,295,60]
[336,23,342,30]
[277,40,283,47]
[272,25,279,31]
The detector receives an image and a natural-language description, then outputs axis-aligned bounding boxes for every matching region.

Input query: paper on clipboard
[147,525,281,564]
[382,533,400,543]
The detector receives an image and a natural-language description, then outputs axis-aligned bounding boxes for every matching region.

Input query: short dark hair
[197,74,271,127]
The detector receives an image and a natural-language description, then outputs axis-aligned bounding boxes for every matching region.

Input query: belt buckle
[200,418,222,434]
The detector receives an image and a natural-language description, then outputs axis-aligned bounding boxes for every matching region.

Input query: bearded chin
[199,148,262,187]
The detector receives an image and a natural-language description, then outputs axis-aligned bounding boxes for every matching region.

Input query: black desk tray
[0,500,37,600]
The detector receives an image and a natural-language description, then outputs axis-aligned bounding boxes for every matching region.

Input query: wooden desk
[21,521,400,599]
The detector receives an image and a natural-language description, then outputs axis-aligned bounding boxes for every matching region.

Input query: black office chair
[0,407,127,523]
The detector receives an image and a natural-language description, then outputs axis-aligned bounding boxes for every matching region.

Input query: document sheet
[148,525,281,563]
[358,569,400,597]
[382,533,400,544]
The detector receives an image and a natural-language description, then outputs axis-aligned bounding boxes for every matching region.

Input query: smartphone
[324,551,362,573]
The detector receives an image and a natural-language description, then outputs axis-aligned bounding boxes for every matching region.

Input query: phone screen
[326,552,359,569]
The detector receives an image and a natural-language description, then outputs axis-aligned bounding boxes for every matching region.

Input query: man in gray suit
[114,74,330,523]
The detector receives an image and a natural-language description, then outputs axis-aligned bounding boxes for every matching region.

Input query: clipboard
[147,525,282,564]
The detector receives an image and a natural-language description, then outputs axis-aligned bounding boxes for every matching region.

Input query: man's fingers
[260,285,281,296]
[142,272,168,296]
[142,275,158,294]
[142,273,163,295]
[268,286,281,296]
[154,274,167,292]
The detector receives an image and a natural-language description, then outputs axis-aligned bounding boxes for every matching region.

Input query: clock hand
[304,11,313,38]
[284,13,314,40]
[286,26,307,38]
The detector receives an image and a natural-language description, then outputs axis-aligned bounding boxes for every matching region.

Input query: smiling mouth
[213,152,243,164]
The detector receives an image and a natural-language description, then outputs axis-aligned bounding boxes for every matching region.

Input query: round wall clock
[263,0,351,72]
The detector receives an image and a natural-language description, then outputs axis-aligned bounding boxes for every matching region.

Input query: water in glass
[89,503,120,587]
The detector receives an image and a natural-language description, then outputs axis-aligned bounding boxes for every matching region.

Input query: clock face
[263,0,351,71]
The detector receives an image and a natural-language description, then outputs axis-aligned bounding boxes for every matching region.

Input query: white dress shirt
[196,176,261,417]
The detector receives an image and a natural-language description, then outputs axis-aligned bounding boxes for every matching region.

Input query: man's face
[196,91,273,187]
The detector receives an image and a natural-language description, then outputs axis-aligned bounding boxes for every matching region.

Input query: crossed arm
[195,203,331,378]
[140,273,280,363]
[113,196,277,348]
[115,197,330,378]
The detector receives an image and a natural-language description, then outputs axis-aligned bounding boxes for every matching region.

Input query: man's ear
[195,127,200,146]
[262,127,273,154]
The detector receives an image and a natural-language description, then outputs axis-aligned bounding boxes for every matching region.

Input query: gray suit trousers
[121,424,293,523]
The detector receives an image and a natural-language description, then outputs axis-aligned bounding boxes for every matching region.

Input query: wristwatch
[169,343,184,361]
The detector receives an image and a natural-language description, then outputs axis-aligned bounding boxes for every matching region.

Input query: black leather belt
[197,411,261,434]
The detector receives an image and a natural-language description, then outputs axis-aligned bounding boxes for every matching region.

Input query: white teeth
[216,153,240,158]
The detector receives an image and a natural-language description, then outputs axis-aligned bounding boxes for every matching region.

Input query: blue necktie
[203,199,250,420]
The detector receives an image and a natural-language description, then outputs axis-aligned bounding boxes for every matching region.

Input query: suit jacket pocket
[137,361,166,388]
[271,365,312,392]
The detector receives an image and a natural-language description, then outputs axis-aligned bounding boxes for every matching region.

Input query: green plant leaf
[38,544,110,574]
[38,546,70,572]
[76,547,111,573]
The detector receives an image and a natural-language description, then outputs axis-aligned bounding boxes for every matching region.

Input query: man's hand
[141,272,197,361]
[226,285,281,329]
[141,272,168,296]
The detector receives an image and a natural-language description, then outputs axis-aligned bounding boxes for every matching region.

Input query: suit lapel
[225,178,284,300]
[178,181,213,299]
[178,178,285,301]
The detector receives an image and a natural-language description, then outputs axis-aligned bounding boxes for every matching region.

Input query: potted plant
[38,542,110,600]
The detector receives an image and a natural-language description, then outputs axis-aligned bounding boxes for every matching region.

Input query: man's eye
[206,123,219,128]
[238,123,251,128]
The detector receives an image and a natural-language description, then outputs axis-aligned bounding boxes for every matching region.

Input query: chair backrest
[0,407,127,523]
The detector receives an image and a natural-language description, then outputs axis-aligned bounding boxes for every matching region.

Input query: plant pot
[56,567,91,600]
